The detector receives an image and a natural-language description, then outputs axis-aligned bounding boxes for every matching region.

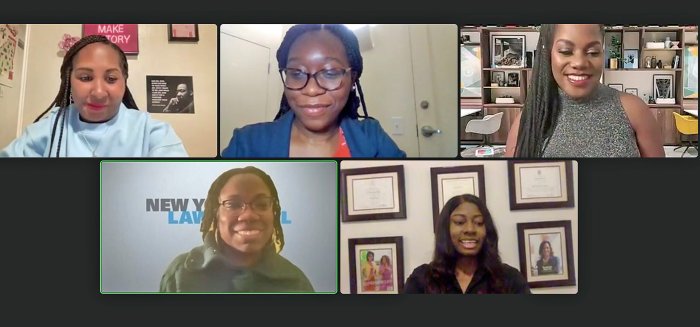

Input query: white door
[410,25,458,157]
[219,32,271,154]
[357,24,456,157]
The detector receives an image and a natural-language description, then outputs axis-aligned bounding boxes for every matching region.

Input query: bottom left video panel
[100,160,338,294]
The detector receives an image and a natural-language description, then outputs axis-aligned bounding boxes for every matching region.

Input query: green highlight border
[99,159,339,295]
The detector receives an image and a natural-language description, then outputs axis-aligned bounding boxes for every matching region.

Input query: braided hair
[424,194,506,293]
[199,166,285,254]
[34,34,139,157]
[515,24,605,157]
[274,24,370,121]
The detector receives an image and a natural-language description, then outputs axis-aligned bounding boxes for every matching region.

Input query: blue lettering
[192,211,203,224]
[167,211,178,224]
[179,211,193,224]
[281,211,291,224]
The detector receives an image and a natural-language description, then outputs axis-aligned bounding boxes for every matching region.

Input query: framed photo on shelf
[491,71,505,86]
[430,165,485,232]
[517,220,576,288]
[624,88,639,96]
[491,35,526,68]
[653,74,674,100]
[348,236,404,294]
[168,24,199,41]
[607,83,623,92]
[507,72,519,87]
[341,165,407,222]
[507,161,574,210]
[623,49,639,69]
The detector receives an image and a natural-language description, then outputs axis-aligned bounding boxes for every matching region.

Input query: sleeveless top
[542,84,640,157]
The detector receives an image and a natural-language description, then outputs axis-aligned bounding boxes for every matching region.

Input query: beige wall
[0,24,27,148]
[18,24,217,157]
[340,160,579,294]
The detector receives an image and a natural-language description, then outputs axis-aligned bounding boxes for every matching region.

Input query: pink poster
[82,24,138,54]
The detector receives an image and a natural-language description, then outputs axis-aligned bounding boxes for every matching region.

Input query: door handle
[420,125,442,137]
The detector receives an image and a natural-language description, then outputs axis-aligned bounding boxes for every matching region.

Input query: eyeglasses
[279,68,352,91]
[219,196,274,215]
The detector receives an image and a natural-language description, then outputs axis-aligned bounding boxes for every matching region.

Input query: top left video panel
[0,24,218,158]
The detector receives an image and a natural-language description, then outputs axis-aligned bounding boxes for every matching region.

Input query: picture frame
[341,165,407,222]
[607,83,623,92]
[491,71,505,86]
[507,161,575,210]
[683,45,697,98]
[168,24,199,42]
[624,88,639,96]
[623,49,639,69]
[653,74,674,100]
[517,220,576,288]
[348,236,404,294]
[460,44,482,98]
[507,72,519,87]
[491,35,526,68]
[430,165,486,231]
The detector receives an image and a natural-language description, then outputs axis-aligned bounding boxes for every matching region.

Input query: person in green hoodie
[160,166,314,293]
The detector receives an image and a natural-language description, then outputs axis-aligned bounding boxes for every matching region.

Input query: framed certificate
[348,236,404,294]
[430,165,485,231]
[508,161,574,210]
[341,165,407,222]
[517,220,576,288]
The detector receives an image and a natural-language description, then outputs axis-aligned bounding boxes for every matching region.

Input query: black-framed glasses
[219,196,274,215]
[279,67,352,91]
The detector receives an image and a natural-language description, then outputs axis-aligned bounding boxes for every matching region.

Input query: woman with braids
[160,166,313,292]
[221,24,405,158]
[403,194,530,294]
[505,24,663,157]
[0,35,187,157]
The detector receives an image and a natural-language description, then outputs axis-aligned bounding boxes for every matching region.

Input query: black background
[1,1,698,324]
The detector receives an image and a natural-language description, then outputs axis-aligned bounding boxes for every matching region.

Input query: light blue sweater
[0,104,188,157]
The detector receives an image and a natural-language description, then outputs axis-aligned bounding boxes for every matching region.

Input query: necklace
[79,123,111,157]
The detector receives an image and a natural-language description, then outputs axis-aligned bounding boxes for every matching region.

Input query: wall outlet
[391,116,404,135]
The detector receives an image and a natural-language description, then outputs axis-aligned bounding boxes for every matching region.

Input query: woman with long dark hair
[506,24,663,157]
[403,194,529,294]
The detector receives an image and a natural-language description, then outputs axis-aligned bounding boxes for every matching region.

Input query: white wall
[0,24,27,147]
[12,24,217,157]
[340,160,579,294]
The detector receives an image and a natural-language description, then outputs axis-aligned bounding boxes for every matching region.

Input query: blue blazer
[221,111,406,158]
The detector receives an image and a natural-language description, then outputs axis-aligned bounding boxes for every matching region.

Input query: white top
[1,104,189,157]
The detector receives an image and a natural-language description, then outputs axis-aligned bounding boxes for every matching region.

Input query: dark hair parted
[274,24,370,121]
[539,240,554,257]
[515,24,605,157]
[34,35,139,157]
[199,166,285,253]
[425,194,506,293]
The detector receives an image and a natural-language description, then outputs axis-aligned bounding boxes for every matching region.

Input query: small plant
[608,35,622,60]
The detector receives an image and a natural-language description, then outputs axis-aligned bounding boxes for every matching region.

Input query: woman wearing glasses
[160,166,314,292]
[221,24,405,158]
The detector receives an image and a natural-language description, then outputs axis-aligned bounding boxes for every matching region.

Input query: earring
[70,92,74,103]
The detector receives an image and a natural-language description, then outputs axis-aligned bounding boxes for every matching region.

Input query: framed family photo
[430,165,485,232]
[517,220,576,288]
[341,165,407,222]
[168,24,199,42]
[348,237,404,294]
[507,161,574,210]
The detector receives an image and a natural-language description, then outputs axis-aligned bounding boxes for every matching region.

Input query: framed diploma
[508,161,574,210]
[348,236,404,294]
[430,165,485,232]
[341,165,407,222]
[517,220,576,288]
